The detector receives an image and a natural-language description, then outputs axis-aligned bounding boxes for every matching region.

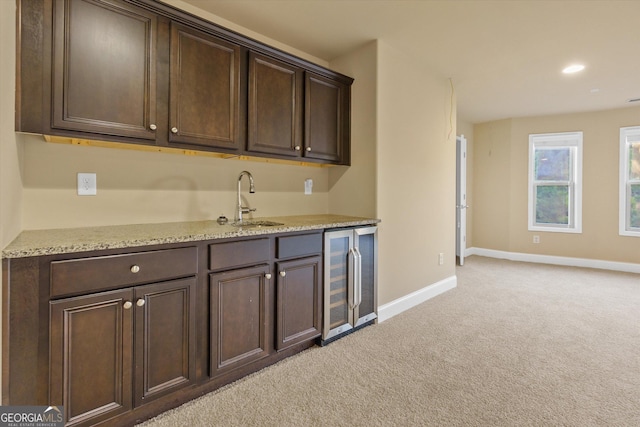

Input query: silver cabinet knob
[123,301,133,309]
[149,124,157,130]
[171,127,178,134]
[136,299,145,307]
[265,273,272,280]
[306,147,311,152]
[130,265,140,273]
[279,271,286,277]
[294,145,301,151]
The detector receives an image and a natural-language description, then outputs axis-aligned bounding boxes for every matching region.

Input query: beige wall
[472,119,512,251]
[1,0,21,400]
[327,41,377,218]
[1,0,22,247]
[376,40,456,305]
[473,106,640,264]
[21,137,330,229]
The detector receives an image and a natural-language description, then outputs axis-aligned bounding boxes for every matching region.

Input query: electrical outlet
[438,253,444,265]
[533,235,540,244]
[77,173,97,196]
[304,178,313,195]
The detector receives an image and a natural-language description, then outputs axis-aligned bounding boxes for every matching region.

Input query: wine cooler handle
[353,247,363,307]
[348,248,356,309]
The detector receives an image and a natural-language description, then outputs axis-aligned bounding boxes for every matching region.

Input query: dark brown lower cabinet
[134,279,196,407]
[4,228,371,426]
[49,277,196,427]
[50,289,133,427]
[209,264,272,377]
[275,256,322,350]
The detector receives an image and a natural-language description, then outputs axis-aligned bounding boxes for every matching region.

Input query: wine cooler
[322,226,377,343]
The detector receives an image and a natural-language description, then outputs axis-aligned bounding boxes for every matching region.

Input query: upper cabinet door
[52,0,157,140]
[169,22,242,151]
[304,72,350,164]
[247,52,303,157]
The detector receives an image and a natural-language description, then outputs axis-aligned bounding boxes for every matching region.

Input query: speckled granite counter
[2,214,380,258]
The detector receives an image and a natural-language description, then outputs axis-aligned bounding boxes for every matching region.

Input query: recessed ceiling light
[562,64,585,74]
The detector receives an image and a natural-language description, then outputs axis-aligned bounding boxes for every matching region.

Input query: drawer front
[50,247,198,298]
[276,232,322,259]
[209,238,270,271]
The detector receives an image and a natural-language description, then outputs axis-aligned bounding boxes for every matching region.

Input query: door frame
[456,135,468,265]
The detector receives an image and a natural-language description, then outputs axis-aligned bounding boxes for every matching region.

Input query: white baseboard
[466,247,640,274]
[377,275,457,323]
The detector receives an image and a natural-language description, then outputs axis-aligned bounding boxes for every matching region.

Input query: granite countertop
[2,214,380,258]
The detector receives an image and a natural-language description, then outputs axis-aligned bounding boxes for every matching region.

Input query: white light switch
[304,178,313,195]
[77,173,97,196]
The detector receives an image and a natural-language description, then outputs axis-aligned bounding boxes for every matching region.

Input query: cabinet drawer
[50,247,198,298]
[276,233,322,259]
[209,238,270,271]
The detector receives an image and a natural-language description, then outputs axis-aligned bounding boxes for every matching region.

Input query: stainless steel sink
[232,220,284,228]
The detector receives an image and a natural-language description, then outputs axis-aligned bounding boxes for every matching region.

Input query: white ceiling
[182,0,640,124]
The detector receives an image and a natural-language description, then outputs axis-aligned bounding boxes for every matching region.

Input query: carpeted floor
[138,256,640,426]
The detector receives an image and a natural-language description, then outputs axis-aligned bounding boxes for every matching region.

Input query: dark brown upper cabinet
[168,22,242,152]
[304,72,351,164]
[247,51,303,157]
[51,0,158,140]
[17,0,353,165]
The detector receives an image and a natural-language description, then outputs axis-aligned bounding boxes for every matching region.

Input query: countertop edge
[2,216,381,259]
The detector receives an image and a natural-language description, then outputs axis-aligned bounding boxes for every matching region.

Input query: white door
[456,135,468,265]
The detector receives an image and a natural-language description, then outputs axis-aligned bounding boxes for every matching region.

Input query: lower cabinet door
[50,289,134,427]
[134,277,197,407]
[210,265,272,377]
[276,256,322,350]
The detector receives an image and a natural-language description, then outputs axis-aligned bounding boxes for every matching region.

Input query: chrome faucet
[235,171,256,222]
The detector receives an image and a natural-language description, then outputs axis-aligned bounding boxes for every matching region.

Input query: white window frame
[528,132,583,233]
[619,126,640,236]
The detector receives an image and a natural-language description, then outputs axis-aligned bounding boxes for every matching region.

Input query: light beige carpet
[138,256,640,426]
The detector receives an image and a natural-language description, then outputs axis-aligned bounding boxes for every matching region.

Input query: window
[619,126,640,236]
[528,132,582,233]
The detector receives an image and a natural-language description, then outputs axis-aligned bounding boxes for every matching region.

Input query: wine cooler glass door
[354,226,378,327]
[323,230,354,340]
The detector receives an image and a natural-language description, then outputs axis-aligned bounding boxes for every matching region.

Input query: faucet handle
[241,207,257,214]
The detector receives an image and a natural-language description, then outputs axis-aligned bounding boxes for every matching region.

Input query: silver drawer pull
[123,301,133,309]
[130,265,140,273]
[280,271,286,277]
[136,299,146,307]
[265,273,272,280]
